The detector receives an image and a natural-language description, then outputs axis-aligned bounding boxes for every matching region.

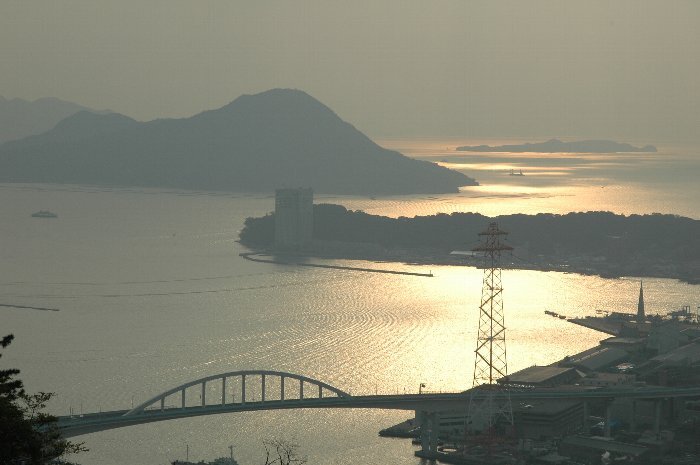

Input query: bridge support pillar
[319,384,322,399]
[181,389,185,409]
[222,377,226,405]
[418,411,429,452]
[429,412,439,452]
[281,376,285,401]
[416,410,439,459]
[300,380,304,399]
[630,400,636,432]
[201,381,206,407]
[242,375,246,404]
[160,398,165,412]
[653,399,662,436]
[262,375,266,402]
[670,397,678,425]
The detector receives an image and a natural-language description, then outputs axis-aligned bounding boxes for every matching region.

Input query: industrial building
[513,400,584,439]
[398,246,700,464]
[499,366,581,388]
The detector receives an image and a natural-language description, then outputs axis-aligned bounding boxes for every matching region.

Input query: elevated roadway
[58,383,700,438]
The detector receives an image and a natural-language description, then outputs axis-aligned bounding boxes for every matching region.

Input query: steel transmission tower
[466,222,514,435]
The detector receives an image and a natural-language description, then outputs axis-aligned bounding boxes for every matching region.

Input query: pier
[567,317,622,336]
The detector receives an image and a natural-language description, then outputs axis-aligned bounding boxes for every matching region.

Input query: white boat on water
[31,210,58,218]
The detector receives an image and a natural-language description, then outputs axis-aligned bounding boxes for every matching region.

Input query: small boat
[509,169,524,176]
[31,210,58,218]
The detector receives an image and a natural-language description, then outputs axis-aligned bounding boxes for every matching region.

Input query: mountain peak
[51,111,137,137]
[0,89,476,195]
[236,88,318,103]
[218,88,335,116]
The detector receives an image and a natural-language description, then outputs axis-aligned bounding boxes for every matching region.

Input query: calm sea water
[359,139,700,219]
[1,141,699,464]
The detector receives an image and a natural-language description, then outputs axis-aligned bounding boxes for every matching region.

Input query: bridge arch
[125,370,351,416]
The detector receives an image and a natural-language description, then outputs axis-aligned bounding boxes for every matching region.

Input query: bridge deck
[58,387,700,438]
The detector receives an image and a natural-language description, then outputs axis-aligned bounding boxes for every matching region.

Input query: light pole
[419,383,426,394]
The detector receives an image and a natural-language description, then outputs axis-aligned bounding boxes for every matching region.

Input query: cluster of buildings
[406,285,700,464]
[272,189,700,463]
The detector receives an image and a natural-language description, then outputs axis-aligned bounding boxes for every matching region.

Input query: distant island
[0,89,476,195]
[240,205,699,284]
[456,138,657,153]
[0,95,110,144]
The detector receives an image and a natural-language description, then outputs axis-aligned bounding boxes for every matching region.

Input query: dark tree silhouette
[0,334,87,465]
[240,206,700,283]
[262,439,307,465]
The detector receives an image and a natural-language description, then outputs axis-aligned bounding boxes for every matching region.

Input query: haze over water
[357,139,700,219]
[1,140,699,465]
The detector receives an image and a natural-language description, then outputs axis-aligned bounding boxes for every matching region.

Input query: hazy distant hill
[0,89,475,195]
[456,138,657,153]
[0,96,111,143]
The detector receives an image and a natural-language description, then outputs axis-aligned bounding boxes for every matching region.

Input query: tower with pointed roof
[637,281,645,321]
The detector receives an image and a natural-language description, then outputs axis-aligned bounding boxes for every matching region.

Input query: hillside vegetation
[0,89,475,195]
[240,205,700,283]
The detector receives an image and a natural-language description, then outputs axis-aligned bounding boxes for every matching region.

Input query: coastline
[241,243,699,285]
[240,206,700,286]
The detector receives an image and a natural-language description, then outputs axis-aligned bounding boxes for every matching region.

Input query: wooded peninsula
[239,204,700,284]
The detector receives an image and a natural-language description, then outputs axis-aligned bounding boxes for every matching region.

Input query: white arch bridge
[57,369,700,439]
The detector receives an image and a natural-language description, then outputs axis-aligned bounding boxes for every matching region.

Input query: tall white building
[274,188,313,250]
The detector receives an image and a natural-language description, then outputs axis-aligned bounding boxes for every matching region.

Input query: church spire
[637,281,645,320]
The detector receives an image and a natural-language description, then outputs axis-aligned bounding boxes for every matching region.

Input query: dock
[544,310,623,336]
[567,317,622,336]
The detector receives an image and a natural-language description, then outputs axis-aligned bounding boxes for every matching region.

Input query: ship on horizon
[31,210,57,218]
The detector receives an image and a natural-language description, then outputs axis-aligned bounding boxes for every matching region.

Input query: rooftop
[600,336,645,345]
[651,342,700,365]
[503,366,578,386]
[561,346,628,372]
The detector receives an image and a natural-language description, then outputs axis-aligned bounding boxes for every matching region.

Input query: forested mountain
[0,89,475,195]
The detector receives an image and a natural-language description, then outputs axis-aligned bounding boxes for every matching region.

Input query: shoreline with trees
[239,204,700,285]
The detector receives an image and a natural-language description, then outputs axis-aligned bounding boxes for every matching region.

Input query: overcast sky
[1,1,698,143]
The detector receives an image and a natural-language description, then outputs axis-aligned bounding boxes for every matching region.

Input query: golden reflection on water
[325,139,700,219]
[464,183,550,195]
[442,162,574,175]
[2,183,699,465]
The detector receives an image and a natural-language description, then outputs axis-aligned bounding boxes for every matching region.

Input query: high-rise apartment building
[274,188,313,250]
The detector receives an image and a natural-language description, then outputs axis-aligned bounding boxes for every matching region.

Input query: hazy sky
[2,1,698,142]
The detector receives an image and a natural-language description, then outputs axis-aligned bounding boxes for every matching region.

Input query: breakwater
[240,252,433,277]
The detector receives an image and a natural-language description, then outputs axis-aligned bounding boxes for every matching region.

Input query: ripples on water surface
[1,142,699,464]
